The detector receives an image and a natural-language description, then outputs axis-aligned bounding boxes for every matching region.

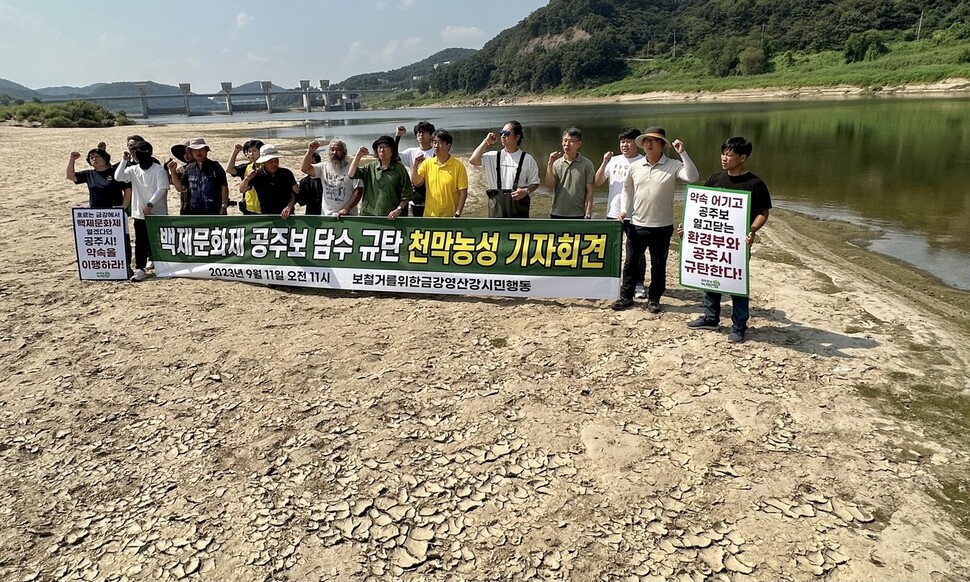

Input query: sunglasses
[500,130,512,137]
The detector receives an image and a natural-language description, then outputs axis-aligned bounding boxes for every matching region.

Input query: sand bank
[1,123,968,581]
[435,78,970,108]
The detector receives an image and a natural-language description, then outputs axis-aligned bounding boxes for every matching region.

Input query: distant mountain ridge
[36,83,106,97]
[336,47,478,90]
[0,78,39,100]
[0,46,479,100]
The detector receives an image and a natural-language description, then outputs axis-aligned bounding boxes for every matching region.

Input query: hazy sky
[0,0,548,92]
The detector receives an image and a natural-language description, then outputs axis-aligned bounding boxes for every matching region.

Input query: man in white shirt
[596,127,646,298]
[395,121,435,217]
[300,139,363,216]
[469,120,541,218]
[612,127,699,313]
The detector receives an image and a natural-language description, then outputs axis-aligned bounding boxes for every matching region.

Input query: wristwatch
[146,202,154,209]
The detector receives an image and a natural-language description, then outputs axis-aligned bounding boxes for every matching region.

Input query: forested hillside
[428,0,970,94]
[338,48,478,90]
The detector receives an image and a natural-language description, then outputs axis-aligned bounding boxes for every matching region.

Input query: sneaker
[728,328,746,344]
[634,286,647,299]
[145,260,154,270]
[687,316,719,330]
[130,269,149,282]
[646,301,662,314]
[611,297,635,311]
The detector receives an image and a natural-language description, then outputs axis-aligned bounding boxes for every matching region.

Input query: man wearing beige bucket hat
[239,144,299,218]
[612,126,699,313]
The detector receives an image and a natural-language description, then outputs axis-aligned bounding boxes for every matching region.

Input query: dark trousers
[133,218,150,270]
[620,221,647,289]
[704,293,751,332]
[620,223,673,301]
[124,232,133,274]
[488,192,530,218]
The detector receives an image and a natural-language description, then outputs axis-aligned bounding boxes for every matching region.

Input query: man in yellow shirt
[410,130,468,218]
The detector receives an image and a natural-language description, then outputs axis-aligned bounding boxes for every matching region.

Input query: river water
[143,98,970,290]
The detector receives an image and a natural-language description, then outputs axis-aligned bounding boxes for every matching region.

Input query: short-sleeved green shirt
[351,161,412,216]
[550,154,595,217]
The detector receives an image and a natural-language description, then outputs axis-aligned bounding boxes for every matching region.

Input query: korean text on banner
[679,186,750,297]
[146,216,622,300]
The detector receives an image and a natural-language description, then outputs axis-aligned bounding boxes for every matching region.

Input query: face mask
[135,150,154,169]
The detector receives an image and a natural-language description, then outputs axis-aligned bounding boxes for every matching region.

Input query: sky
[0,0,549,93]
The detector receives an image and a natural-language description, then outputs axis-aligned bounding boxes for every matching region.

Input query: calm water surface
[144,99,970,289]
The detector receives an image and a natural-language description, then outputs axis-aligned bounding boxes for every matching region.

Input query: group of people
[67,121,771,343]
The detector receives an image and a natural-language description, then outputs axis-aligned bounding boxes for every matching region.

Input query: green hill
[337,48,478,90]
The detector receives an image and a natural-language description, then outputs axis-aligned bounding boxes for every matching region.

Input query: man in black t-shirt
[66,148,130,208]
[296,151,324,215]
[239,144,298,218]
[683,136,773,344]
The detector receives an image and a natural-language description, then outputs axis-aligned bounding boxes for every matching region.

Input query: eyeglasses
[499,130,512,137]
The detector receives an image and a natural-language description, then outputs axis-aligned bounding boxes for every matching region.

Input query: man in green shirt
[348,135,412,219]
[545,127,595,219]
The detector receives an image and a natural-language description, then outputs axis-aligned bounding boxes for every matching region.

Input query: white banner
[155,262,619,299]
[679,186,750,296]
[72,208,128,281]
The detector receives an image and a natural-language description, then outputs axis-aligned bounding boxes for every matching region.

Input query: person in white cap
[239,144,298,218]
[168,137,229,215]
[613,126,699,313]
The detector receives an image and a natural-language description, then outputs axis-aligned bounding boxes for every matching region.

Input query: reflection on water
[144,99,970,290]
[782,202,970,290]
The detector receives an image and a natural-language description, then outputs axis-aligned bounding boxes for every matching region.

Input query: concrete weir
[39,80,367,118]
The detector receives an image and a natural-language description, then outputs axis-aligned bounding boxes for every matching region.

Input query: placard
[72,208,129,281]
[679,186,750,296]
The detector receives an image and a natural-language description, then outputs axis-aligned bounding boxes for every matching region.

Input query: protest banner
[146,216,621,299]
[679,186,750,296]
[72,208,129,281]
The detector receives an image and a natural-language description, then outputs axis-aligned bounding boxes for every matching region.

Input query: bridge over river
[39,81,388,118]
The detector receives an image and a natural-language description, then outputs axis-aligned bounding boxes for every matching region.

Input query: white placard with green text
[679,186,750,297]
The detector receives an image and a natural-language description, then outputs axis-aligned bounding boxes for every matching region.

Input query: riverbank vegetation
[586,35,970,96]
[0,99,132,128]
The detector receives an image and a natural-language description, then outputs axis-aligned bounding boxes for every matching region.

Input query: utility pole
[672,30,677,59]
[916,10,924,41]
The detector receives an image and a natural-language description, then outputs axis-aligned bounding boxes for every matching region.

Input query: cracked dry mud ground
[1,124,969,582]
